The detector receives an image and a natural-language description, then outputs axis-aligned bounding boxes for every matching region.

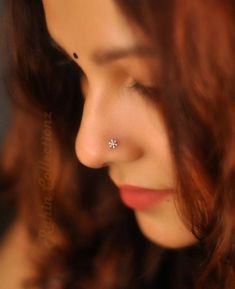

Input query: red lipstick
[118,185,173,210]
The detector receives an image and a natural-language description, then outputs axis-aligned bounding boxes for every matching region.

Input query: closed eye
[49,36,160,100]
[127,80,161,98]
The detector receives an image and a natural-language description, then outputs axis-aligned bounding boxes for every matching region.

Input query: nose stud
[108,138,118,149]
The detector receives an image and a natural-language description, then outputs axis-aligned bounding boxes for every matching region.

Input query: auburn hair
[0,0,234,288]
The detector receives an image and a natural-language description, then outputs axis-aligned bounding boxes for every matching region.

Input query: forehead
[42,0,146,55]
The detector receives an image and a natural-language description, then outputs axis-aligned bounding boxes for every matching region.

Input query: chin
[134,210,198,249]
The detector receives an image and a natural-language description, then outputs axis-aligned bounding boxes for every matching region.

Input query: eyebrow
[91,45,158,65]
[50,37,157,66]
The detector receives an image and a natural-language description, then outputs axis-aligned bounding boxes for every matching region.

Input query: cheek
[138,105,177,184]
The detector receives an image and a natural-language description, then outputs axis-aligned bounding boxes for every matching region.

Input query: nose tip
[75,135,108,169]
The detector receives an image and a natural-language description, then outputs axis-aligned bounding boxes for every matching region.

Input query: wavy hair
[0,0,234,288]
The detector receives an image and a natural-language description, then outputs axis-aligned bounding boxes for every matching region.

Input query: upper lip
[117,184,173,192]
[109,176,173,191]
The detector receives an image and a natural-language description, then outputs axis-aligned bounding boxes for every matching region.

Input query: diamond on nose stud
[108,139,118,149]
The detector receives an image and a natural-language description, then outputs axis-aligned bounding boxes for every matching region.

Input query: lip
[117,185,173,210]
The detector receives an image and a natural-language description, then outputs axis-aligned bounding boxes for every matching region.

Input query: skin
[42,0,198,249]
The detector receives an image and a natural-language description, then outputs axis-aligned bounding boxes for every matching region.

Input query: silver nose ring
[108,138,118,149]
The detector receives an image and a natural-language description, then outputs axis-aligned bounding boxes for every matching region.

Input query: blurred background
[0,0,9,146]
[0,0,14,240]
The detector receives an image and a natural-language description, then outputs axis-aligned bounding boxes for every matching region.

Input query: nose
[75,94,142,169]
[75,97,118,168]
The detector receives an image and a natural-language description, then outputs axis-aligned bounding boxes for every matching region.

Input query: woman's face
[42,0,197,249]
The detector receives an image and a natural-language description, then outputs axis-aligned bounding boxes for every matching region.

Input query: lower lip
[118,185,173,210]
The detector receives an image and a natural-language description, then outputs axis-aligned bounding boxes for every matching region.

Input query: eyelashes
[77,67,160,100]
[78,75,161,102]
[127,79,160,98]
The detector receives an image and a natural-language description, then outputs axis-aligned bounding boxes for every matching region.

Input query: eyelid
[79,73,160,100]
[126,79,160,97]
